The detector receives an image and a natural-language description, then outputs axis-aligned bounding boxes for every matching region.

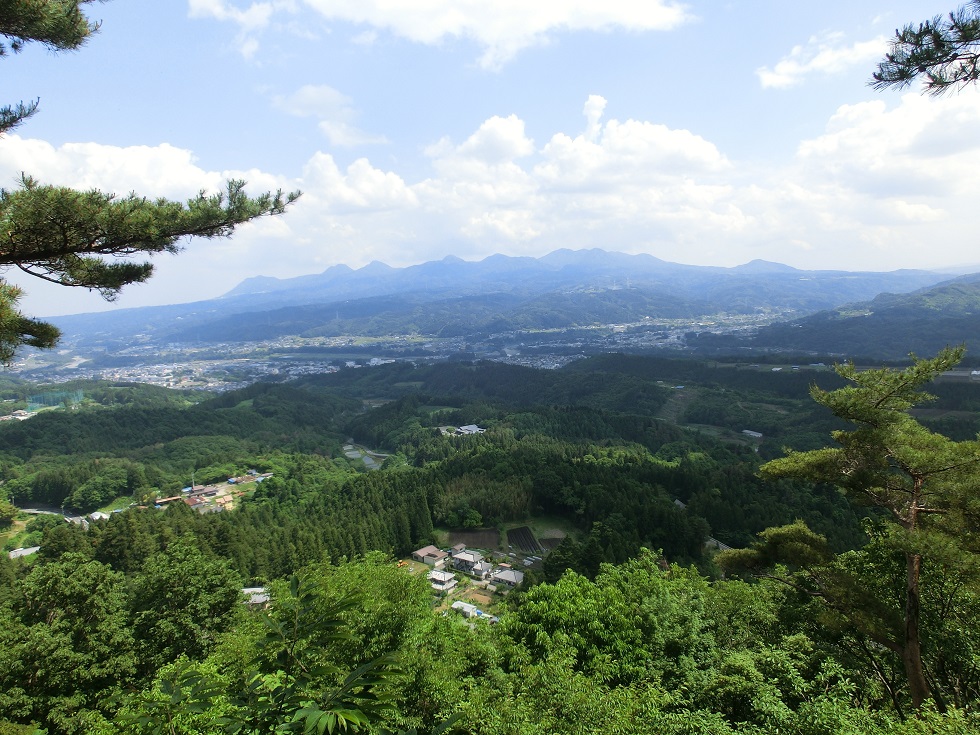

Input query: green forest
[1,352,980,734]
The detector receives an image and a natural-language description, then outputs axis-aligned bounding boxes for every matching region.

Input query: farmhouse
[451,549,484,575]
[412,545,448,568]
[491,569,525,587]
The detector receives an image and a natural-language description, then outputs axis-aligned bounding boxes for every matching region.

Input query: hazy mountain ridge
[49,249,951,347]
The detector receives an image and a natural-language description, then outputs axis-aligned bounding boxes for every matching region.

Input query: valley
[3,252,980,734]
[14,305,791,391]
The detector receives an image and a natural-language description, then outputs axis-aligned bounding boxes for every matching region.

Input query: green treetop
[0,0,299,362]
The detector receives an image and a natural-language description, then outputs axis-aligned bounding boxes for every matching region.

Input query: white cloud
[275,84,388,146]
[583,95,606,142]
[0,136,221,196]
[188,0,279,31]
[796,91,980,199]
[534,96,730,191]
[197,0,690,68]
[758,32,887,89]
[455,115,536,163]
[298,152,417,211]
[326,0,690,68]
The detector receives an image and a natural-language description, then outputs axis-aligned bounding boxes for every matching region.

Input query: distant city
[8,310,786,391]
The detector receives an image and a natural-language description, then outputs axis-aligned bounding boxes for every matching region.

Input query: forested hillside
[733,275,980,359]
[1,355,978,733]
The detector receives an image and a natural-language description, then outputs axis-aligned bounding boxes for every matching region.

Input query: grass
[98,495,135,513]
[515,515,577,541]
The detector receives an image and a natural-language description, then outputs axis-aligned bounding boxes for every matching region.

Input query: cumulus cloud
[757,32,887,89]
[275,84,388,146]
[298,152,416,211]
[796,91,980,199]
[534,95,730,192]
[731,88,980,269]
[193,0,690,68]
[453,115,536,163]
[412,96,741,256]
[0,136,221,196]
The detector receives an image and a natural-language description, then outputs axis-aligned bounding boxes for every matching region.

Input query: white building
[428,569,457,593]
[451,600,478,617]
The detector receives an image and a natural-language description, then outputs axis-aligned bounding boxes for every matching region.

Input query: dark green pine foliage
[873,0,980,93]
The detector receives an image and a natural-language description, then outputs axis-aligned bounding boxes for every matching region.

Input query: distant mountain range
[49,249,955,350]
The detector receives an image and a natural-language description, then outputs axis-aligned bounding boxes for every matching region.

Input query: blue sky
[3,0,977,316]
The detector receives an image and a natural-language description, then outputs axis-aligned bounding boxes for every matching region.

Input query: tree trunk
[904,552,934,711]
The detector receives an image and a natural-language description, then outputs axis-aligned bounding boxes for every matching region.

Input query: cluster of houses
[154,471,272,514]
[438,424,486,437]
[412,543,525,594]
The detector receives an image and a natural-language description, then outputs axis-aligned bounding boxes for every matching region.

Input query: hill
[739,274,980,359]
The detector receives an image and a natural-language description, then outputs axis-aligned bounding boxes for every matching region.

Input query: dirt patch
[539,537,564,550]
[449,528,500,550]
[507,526,541,552]
[462,591,493,607]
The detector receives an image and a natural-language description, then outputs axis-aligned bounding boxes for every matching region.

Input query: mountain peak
[732,260,798,273]
[358,260,395,274]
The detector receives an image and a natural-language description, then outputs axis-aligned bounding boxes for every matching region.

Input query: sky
[3,0,979,317]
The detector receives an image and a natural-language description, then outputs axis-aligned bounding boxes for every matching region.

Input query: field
[449,528,500,550]
[507,526,541,553]
[459,589,493,607]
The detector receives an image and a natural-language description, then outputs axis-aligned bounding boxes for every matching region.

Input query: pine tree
[0,1,299,361]
[872,1,980,94]
[721,347,980,711]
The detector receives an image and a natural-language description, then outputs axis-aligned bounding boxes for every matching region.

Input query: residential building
[428,569,457,593]
[412,545,448,568]
[451,549,484,574]
[491,569,525,587]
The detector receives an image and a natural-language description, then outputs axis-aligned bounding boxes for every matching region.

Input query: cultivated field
[449,528,500,549]
[507,526,541,552]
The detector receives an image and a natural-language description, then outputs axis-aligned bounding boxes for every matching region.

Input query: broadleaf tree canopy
[0,0,299,362]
